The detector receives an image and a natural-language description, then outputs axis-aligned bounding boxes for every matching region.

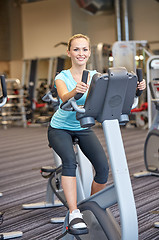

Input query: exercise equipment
[56,67,139,240]
[112,40,150,73]
[134,57,159,178]
[0,75,23,239]
[130,102,148,128]
[133,57,159,229]
[22,71,94,224]
[88,43,112,73]
[22,138,93,223]
[0,74,6,202]
[147,56,159,128]
[0,75,7,107]
[0,78,27,129]
[21,56,71,123]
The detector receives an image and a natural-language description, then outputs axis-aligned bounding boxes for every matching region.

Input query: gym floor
[0,125,159,240]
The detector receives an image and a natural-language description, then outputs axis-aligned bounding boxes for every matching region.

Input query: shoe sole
[69,227,89,235]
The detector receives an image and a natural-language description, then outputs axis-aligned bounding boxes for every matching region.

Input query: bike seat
[41,166,56,173]
[40,165,62,178]
[72,136,79,145]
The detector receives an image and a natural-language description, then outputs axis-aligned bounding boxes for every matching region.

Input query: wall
[71,0,159,50]
[71,0,116,46]
[9,1,23,60]
[9,61,23,80]
[87,13,116,46]
[21,0,116,59]
[0,0,11,61]
[71,0,88,36]
[0,0,22,62]
[0,62,10,77]
[129,0,159,51]
[21,0,72,59]
[1,0,159,78]
[21,0,159,58]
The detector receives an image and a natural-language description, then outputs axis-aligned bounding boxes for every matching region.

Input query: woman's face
[67,38,91,67]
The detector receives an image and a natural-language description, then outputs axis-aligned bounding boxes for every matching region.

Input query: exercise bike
[134,77,159,228]
[134,78,159,179]
[54,67,142,240]
[0,75,23,239]
[22,71,94,224]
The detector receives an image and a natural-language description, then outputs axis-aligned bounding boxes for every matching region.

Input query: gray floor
[0,125,159,240]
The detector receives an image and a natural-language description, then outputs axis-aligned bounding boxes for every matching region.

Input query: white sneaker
[69,209,87,229]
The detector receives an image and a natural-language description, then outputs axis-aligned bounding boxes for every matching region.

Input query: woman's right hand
[56,79,89,102]
[75,82,89,94]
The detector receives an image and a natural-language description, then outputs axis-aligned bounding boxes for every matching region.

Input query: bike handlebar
[74,70,89,100]
[136,68,143,97]
[0,75,7,107]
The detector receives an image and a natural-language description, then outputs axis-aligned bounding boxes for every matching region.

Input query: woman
[48,34,109,232]
[48,33,146,232]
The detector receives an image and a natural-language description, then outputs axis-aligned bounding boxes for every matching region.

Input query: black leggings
[48,126,109,184]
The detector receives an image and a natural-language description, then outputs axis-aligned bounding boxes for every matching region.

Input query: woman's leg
[77,128,109,194]
[91,180,106,195]
[61,176,77,213]
[48,127,87,229]
[48,127,77,211]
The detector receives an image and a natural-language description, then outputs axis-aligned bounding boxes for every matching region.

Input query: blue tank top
[50,69,97,131]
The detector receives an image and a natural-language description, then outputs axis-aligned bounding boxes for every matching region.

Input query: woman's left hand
[137,79,146,90]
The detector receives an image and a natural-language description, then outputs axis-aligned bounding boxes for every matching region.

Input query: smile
[77,57,85,61]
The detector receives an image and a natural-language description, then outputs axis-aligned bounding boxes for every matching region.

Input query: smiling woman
[67,37,91,73]
[47,33,109,233]
[56,34,91,103]
[55,34,92,102]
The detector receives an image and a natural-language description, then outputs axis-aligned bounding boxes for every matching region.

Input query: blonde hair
[67,34,91,51]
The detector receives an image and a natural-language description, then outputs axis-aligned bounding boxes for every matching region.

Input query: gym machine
[133,56,159,228]
[0,75,23,239]
[134,56,159,178]
[55,67,140,240]
[21,56,71,123]
[22,139,94,224]
[112,40,152,72]
[22,71,94,224]
[112,40,149,128]
[0,76,7,107]
[0,78,27,129]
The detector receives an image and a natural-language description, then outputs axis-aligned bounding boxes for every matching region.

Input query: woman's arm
[55,79,89,102]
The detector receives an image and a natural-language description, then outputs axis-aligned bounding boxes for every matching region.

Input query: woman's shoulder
[88,69,97,73]
[88,70,97,78]
[55,70,70,80]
